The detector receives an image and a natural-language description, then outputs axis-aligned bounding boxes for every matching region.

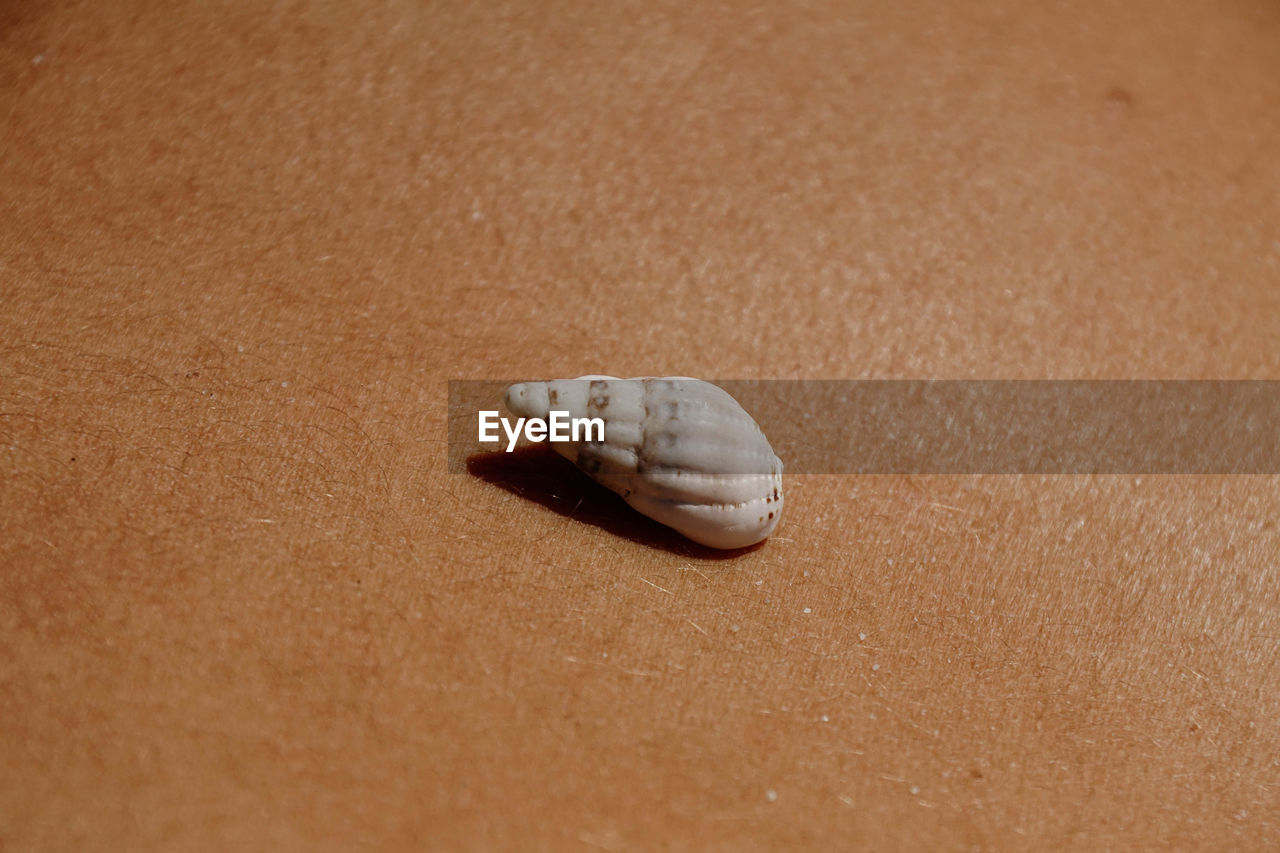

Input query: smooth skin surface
[2,0,1279,848]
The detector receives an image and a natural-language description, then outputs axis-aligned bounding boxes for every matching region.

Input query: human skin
[2,0,1278,848]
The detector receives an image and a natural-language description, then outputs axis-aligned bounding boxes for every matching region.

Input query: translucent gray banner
[449,380,1280,474]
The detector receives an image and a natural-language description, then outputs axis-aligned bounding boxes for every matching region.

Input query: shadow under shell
[466,445,764,560]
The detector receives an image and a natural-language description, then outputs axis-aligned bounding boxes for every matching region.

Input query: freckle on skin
[1105,86,1134,108]
[1104,86,1136,119]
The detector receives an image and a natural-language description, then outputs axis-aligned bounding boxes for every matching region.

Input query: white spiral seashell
[503,376,783,549]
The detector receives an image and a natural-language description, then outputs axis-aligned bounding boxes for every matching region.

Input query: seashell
[503,376,783,549]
